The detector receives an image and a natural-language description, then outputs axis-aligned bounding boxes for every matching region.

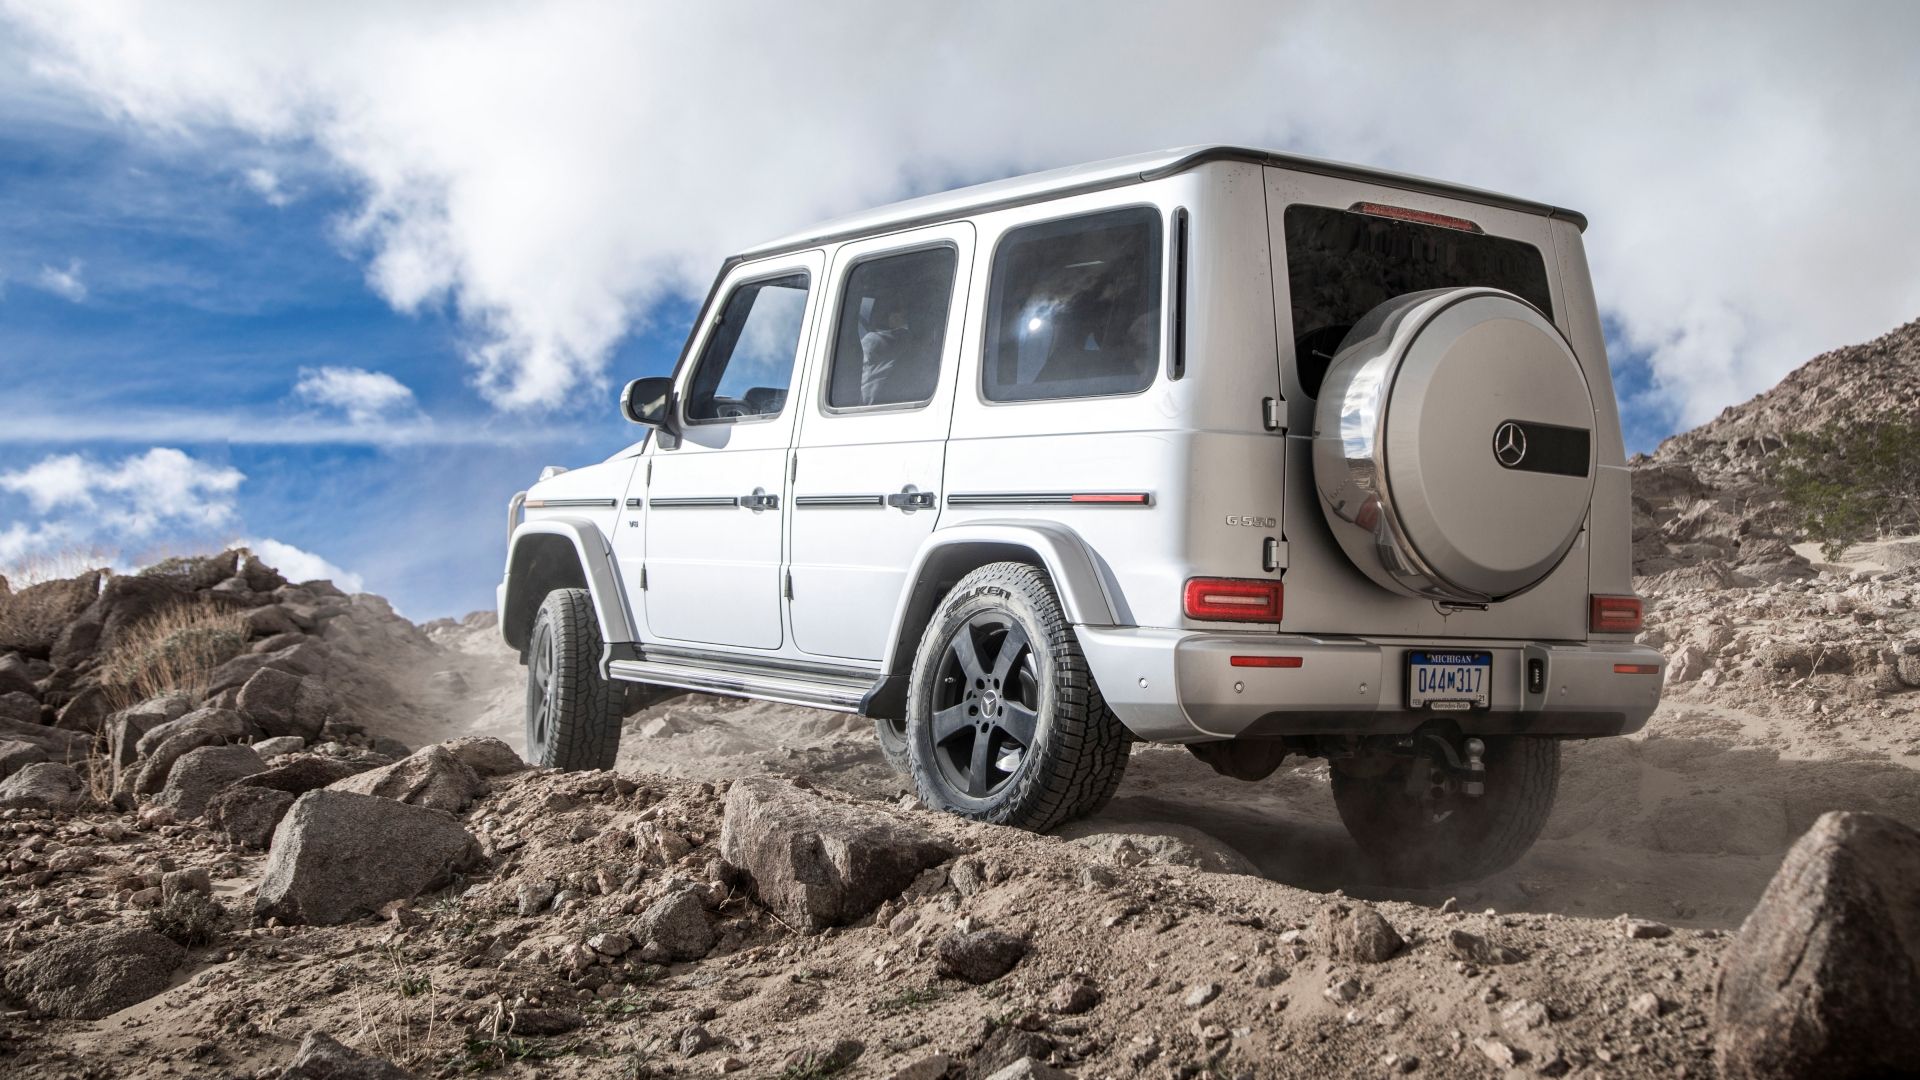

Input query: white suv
[498,146,1663,884]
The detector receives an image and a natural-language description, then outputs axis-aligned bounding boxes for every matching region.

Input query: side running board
[607,650,879,714]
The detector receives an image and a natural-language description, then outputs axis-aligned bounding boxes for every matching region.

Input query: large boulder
[207,785,298,849]
[0,653,37,697]
[0,739,47,779]
[278,1031,414,1080]
[236,668,338,741]
[1715,812,1920,1079]
[0,570,103,658]
[719,777,955,930]
[131,708,254,797]
[326,745,486,813]
[51,573,193,670]
[0,762,86,812]
[0,711,89,759]
[1,927,184,1018]
[439,736,527,778]
[0,692,44,727]
[105,693,195,789]
[156,744,266,818]
[237,754,374,795]
[255,791,482,925]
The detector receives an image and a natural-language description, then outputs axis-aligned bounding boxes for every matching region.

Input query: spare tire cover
[1312,287,1596,604]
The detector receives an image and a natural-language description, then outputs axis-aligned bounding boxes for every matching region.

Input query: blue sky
[1,5,1912,618]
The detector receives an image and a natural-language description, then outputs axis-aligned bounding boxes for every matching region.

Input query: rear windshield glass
[1284,204,1553,397]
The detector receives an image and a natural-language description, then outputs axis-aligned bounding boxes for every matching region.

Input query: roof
[738,144,1586,259]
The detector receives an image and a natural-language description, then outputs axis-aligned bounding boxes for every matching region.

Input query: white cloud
[4,3,1918,429]
[0,447,243,538]
[36,258,85,301]
[294,365,418,423]
[243,165,291,206]
[238,537,364,592]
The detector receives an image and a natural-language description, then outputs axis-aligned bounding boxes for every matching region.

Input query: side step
[608,652,878,714]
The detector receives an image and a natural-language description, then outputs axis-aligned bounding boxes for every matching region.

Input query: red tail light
[1231,655,1303,668]
[1613,663,1660,675]
[1590,594,1644,634]
[1349,202,1484,234]
[1184,578,1283,623]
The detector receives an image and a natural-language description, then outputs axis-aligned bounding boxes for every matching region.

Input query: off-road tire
[1331,735,1559,886]
[525,588,622,771]
[874,715,911,774]
[905,562,1128,830]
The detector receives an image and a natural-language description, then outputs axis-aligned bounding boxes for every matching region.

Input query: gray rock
[326,745,485,813]
[0,709,87,758]
[439,736,527,778]
[0,738,47,779]
[278,1031,415,1079]
[982,1059,1070,1080]
[887,1054,954,1080]
[935,928,1027,984]
[1715,811,1920,1079]
[236,668,337,741]
[132,708,253,796]
[516,880,558,916]
[252,735,307,758]
[156,744,265,818]
[0,691,42,726]
[0,570,103,657]
[0,652,37,697]
[237,754,372,795]
[244,605,299,640]
[719,776,955,930]
[54,685,113,732]
[207,785,297,850]
[0,761,85,812]
[369,735,411,759]
[1314,901,1404,963]
[255,790,482,925]
[1,927,184,1018]
[633,886,716,962]
[1447,928,1526,965]
[105,693,194,788]
[1057,821,1260,875]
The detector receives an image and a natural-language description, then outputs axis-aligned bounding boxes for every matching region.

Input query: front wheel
[1331,736,1560,886]
[905,563,1127,831]
[525,588,623,770]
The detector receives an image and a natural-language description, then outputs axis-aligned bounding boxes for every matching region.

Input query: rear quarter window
[983,206,1162,403]
[1285,204,1553,397]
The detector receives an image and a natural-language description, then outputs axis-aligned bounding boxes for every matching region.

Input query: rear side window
[1284,204,1553,397]
[685,272,810,423]
[826,246,957,410]
[983,207,1162,402]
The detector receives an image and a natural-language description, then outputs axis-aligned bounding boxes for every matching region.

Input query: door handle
[737,490,779,511]
[885,488,935,511]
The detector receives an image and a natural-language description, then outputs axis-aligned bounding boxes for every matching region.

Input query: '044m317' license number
[1408,650,1492,710]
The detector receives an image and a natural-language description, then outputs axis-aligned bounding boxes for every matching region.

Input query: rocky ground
[0,321,1917,1077]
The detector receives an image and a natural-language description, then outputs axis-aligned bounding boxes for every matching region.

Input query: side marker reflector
[1613,663,1659,675]
[1231,656,1303,669]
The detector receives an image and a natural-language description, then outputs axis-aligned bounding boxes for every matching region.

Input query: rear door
[787,224,973,660]
[644,252,822,649]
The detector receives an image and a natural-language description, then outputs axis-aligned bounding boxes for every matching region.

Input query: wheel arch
[499,518,636,655]
[865,522,1120,719]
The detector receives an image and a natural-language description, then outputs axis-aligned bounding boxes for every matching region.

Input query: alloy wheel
[929,612,1040,798]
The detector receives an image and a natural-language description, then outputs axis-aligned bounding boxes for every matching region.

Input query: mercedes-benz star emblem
[1492,421,1528,468]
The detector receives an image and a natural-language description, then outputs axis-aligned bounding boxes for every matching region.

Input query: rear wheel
[525,588,622,770]
[905,563,1127,830]
[1331,735,1559,886]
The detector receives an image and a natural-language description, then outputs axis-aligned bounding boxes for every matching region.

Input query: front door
[644,251,822,649]
[788,225,973,660]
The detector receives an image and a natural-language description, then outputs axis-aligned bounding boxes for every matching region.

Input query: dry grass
[93,601,250,714]
[0,545,118,590]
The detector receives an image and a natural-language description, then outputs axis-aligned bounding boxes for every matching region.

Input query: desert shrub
[1771,413,1920,559]
[93,601,250,712]
[149,890,224,947]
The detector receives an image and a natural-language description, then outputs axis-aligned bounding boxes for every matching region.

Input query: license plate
[1408,650,1492,710]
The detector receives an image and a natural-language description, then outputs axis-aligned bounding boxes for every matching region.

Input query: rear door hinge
[637,565,648,590]
[1263,536,1288,572]
[1263,397,1285,433]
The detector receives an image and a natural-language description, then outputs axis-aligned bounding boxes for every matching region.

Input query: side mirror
[621,377,675,428]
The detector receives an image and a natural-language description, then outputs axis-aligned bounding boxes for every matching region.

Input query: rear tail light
[1589,594,1644,634]
[1613,663,1660,675]
[1184,578,1284,623]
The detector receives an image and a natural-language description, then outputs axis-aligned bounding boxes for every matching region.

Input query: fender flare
[876,520,1124,681]
[498,517,636,653]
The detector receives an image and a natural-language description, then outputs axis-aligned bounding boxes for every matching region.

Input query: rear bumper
[1076,626,1662,743]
